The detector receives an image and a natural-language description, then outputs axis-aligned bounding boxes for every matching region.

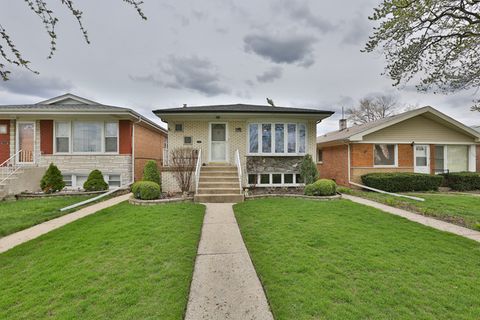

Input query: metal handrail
[235,149,242,194]
[0,149,21,167]
[194,149,202,194]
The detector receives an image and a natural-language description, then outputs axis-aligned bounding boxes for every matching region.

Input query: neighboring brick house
[0,94,167,192]
[154,104,333,194]
[317,107,480,186]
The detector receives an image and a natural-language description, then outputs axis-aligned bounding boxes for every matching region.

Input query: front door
[16,122,35,163]
[0,120,10,165]
[210,123,227,162]
[414,144,430,174]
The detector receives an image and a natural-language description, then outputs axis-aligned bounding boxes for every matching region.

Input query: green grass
[341,189,480,230]
[0,202,205,319]
[234,198,480,320]
[0,195,98,237]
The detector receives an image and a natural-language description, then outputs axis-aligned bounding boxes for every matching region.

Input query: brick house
[0,94,167,194]
[154,104,332,201]
[317,107,480,186]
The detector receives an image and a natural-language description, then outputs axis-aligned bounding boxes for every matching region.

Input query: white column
[468,145,476,172]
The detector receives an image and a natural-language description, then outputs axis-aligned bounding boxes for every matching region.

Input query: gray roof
[0,103,129,113]
[154,104,333,115]
[317,106,480,144]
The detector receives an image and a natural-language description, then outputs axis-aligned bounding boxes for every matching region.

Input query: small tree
[83,169,108,191]
[300,154,319,185]
[171,147,197,193]
[142,160,161,186]
[40,163,65,193]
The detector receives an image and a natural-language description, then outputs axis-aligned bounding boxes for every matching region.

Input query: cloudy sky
[0,0,478,133]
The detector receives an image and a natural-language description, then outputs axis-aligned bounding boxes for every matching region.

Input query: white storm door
[414,144,430,174]
[210,123,227,162]
[16,121,35,163]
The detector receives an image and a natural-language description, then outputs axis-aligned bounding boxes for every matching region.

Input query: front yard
[0,202,205,319]
[234,198,480,320]
[342,189,480,230]
[0,195,95,237]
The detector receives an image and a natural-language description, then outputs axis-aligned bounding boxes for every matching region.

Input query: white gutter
[346,143,424,202]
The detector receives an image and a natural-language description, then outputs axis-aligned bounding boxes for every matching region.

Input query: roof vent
[183,104,187,108]
[339,119,347,131]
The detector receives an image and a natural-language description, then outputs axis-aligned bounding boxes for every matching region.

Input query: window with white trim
[55,121,70,153]
[374,144,397,166]
[73,122,102,152]
[247,173,304,186]
[248,122,307,155]
[64,173,121,189]
[104,122,118,152]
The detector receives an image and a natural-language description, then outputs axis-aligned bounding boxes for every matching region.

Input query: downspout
[346,142,424,202]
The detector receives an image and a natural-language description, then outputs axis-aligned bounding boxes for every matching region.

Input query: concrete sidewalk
[0,193,131,254]
[343,194,480,243]
[185,203,274,320]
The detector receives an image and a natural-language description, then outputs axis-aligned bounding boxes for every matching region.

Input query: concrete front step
[199,182,239,188]
[198,188,241,195]
[194,194,244,203]
[201,166,236,172]
[200,176,239,183]
[200,171,238,177]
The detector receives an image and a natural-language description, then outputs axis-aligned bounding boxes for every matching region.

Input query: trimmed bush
[132,181,161,200]
[300,154,319,185]
[443,172,480,191]
[361,172,443,192]
[304,179,337,196]
[142,160,161,187]
[83,169,109,191]
[40,163,65,193]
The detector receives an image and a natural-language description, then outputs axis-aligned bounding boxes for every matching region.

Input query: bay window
[248,122,307,155]
[54,120,120,154]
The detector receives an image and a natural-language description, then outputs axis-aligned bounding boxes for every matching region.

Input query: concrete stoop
[194,165,244,203]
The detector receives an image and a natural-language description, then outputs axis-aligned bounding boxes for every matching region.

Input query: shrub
[361,172,443,192]
[336,186,353,194]
[132,181,160,200]
[83,169,109,191]
[300,154,319,185]
[40,163,65,193]
[304,179,337,196]
[142,160,161,187]
[443,172,480,191]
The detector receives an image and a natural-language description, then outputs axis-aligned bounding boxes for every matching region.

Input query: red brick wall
[134,123,167,181]
[317,144,349,186]
[398,144,414,167]
[351,144,373,167]
[40,120,53,155]
[429,145,436,174]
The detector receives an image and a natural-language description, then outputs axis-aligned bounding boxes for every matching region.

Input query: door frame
[0,120,10,165]
[16,121,36,164]
[413,144,430,174]
[208,122,228,163]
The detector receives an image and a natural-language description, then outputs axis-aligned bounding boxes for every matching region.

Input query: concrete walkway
[343,194,480,243]
[185,203,274,320]
[0,193,131,254]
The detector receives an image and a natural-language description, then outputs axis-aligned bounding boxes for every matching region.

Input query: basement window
[247,173,303,187]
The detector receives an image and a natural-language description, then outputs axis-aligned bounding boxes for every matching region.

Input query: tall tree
[364,0,480,110]
[347,94,399,125]
[346,95,400,125]
[0,0,146,80]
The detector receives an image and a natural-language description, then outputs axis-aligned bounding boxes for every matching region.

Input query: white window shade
[447,145,469,172]
[55,121,70,153]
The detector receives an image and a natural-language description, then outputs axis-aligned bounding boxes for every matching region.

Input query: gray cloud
[0,70,73,98]
[130,55,230,97]
[341,12,371,46]
[275,0,336,33]
[256,66,283,83]
[244,34,317,67]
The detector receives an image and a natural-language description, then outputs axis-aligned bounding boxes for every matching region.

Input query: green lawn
[0,202,205,319]
[0,195,98,237]
[234,198,480,320]
[342,189,480,230]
